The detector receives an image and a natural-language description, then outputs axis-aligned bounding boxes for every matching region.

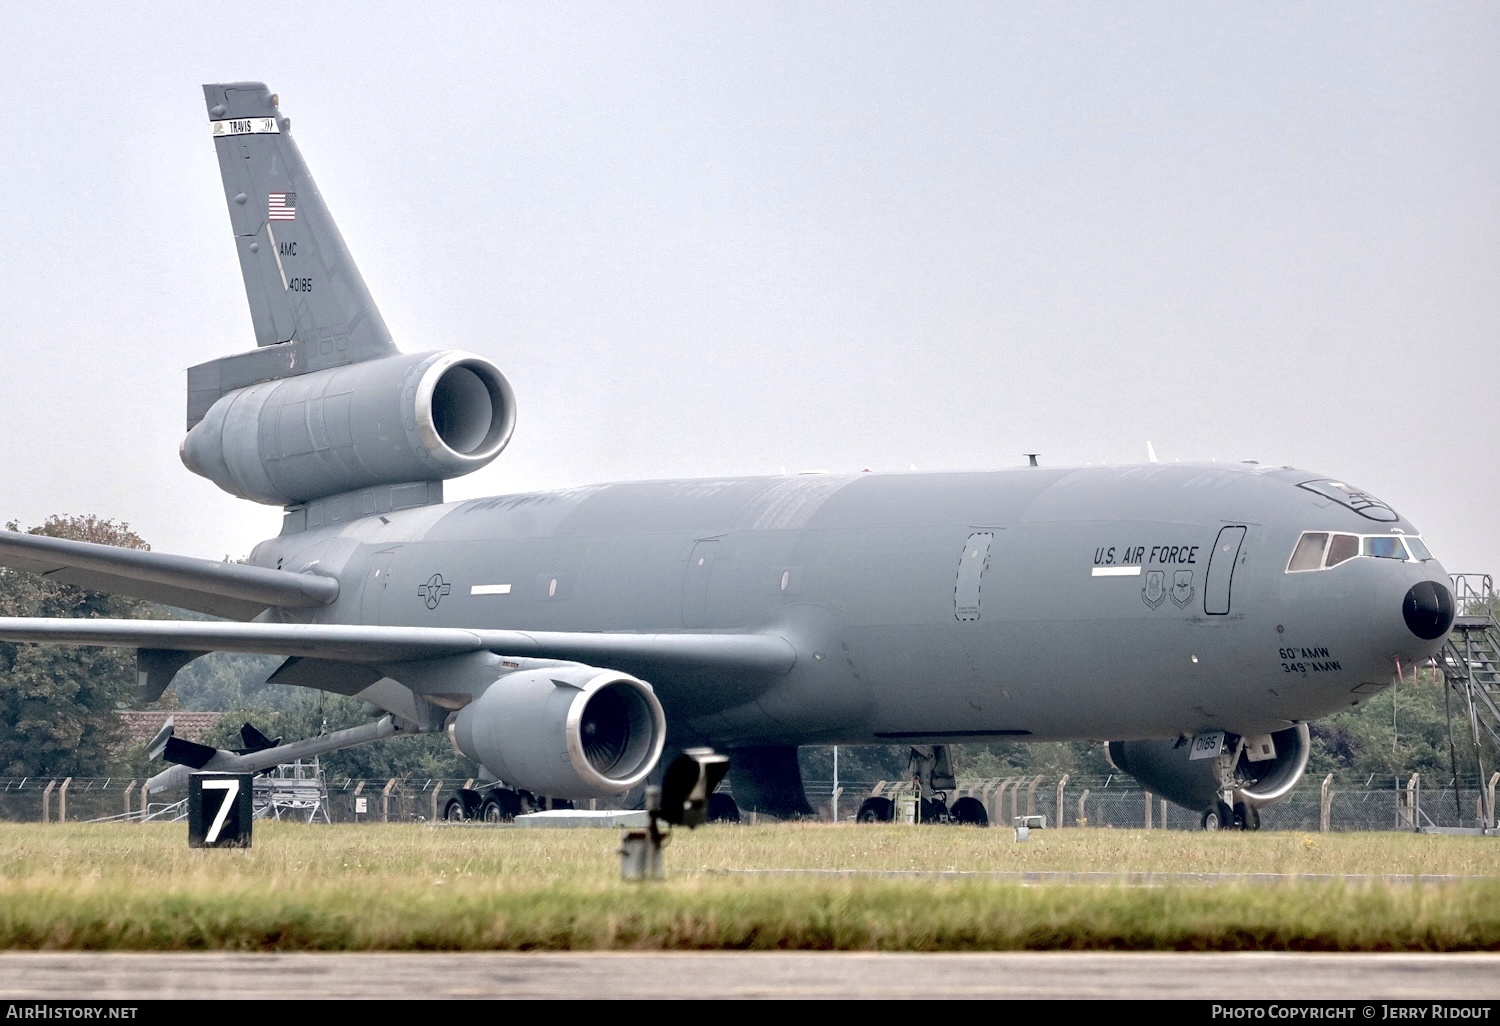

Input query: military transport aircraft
[0,83,1457,829]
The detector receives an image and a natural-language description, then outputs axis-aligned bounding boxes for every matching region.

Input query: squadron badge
[1170,570,1195,609]
[1141,570,1166,609]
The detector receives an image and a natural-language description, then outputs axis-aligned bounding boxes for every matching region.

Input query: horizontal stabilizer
[0,531,338,620]
[238,723,281,753]
[142,712,220,769]
[162,735,219,770]
[145,717,177,761]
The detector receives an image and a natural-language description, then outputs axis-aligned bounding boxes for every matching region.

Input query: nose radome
[1403,580,1454,640]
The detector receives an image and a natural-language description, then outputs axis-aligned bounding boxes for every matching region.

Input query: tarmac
[2,951,1498,1000]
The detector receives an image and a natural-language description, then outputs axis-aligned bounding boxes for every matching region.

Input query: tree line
[0,514,471,781]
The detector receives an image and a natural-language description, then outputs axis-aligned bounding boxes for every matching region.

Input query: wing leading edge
[0,531,339,620]
[0,617,799,704]
[0,617,795,669]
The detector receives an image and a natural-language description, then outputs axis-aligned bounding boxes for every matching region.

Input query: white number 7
[202,779,240,843]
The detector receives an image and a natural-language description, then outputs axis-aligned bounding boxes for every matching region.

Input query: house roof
[116,710,223,746]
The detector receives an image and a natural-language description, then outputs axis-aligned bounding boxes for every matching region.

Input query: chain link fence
[4,771,1496,830]
[810,773,1499,831]
[0,776,634,825]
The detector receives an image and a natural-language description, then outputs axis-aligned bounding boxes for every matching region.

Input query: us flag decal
[268,193,297,221]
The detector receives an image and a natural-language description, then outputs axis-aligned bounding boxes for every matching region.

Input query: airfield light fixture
[620,748,729,881]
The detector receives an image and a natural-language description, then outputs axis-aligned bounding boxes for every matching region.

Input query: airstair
[1436,573,1500,828]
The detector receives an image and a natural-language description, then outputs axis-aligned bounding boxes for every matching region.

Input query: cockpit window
[1287,533,1328,572]
[1286,530,1435,572]
[1325,534,1359,567]
[1362,536,1408,560]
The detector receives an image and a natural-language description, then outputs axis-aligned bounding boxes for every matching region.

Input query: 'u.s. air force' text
[1093,544,1200,566]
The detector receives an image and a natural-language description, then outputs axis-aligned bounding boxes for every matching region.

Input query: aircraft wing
[0,531,338,621]
[0,617,798,690]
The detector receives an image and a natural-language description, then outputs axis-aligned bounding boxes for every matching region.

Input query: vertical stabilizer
[194,82,396,423]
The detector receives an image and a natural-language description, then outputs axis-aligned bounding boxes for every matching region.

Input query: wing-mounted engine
[181,350,515,506]
[449,666,666,798]
[1107,723,1311,818]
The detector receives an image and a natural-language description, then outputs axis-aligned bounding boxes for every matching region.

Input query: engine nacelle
[181,351,515,505]
[1107,723,1311,812]
[449,666,666,798]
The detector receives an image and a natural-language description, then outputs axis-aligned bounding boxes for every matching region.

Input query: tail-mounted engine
[181,350,515,506]
[1107,723,1311,813]
[449,666,666,798]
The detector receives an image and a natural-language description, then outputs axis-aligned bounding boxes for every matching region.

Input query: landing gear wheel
[480,788,523,823]
[919,798,949,824]
[706,792,741,824]
[442,797,468,822]
[1235,802,1260,831]
[949,796,989,827]
[856,796,894,823]
[1201,800,1234,831]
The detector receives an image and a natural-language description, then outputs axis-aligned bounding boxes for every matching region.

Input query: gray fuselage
[249,461,1449,748]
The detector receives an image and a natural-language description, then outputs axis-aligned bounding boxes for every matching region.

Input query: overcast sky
[1,3,1497,573]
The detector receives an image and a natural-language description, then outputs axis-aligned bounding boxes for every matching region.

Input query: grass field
[1,822,1497,952]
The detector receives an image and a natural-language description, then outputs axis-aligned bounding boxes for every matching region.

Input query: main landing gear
[949,796,989,826]
[705,792,741,823]
[443,785,573,823]
[854,746,984,825]
[855,793,972,824]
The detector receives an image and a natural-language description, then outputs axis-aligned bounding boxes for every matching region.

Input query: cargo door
[1204,526,1246,615]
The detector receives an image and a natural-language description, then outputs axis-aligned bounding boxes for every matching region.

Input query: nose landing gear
[1199,742,1263,830]
[1200,799,1261,831]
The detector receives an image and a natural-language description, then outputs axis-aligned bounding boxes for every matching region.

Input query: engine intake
[181,351,515,506]
[449,666,666,798]
[1107,723,1311,812]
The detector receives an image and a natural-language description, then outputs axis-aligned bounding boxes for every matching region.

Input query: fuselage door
[682,538,721,628]
[1204,526,1246,615]
[361,549,398,625]
[954,532,994,621]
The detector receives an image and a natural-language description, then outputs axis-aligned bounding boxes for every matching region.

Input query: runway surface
[3,951,1498,999]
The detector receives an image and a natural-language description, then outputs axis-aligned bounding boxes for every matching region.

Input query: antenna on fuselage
[1024,454,1039,467]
